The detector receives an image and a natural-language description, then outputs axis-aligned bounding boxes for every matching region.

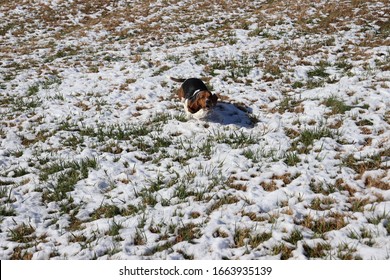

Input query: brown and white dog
[170,77,218,119]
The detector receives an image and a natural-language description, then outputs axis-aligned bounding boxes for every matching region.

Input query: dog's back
[181,78,208,99]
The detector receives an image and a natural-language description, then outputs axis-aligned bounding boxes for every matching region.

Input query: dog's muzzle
[206,99,213,109]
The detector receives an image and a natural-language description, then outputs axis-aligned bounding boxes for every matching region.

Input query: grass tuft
[8,223,35,243]
[323,96,353,115]
[271,243,293,260]
[283,229,303,245]
[291,127,334,153]
[303,242,331,259]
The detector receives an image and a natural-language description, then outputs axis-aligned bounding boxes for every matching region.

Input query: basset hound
[170,77,219,119]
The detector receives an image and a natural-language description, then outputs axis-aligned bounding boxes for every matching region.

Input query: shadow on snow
[206,101,255,128]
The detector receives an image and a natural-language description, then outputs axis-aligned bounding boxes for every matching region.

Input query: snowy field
[0,0,389,260]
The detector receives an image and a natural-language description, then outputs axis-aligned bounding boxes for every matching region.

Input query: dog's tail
[169,76,186,83]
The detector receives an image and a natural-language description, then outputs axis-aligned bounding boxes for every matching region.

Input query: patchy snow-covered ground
[0,0,389,259]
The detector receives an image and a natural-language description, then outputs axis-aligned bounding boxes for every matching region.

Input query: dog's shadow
[206,102,255,128]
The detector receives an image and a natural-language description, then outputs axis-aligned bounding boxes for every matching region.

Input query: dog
[170,77,218,119]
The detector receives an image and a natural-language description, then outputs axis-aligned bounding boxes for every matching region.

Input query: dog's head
[187,90,218,114]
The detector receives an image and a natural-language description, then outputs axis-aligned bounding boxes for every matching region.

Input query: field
[0,0,389,260]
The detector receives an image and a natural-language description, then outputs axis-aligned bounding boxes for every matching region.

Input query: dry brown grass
[310,196,337,211]
[10,247,34,260]
[2,0,388,84]
[365,174,390,190]
[175,223,201,243]
[261,173,296,192]
[261,180,279,192]
[271,243,293,260]
[225,176,248,191]
[299,212,348,236]
[207,194,240,214]
[242,211,268,222]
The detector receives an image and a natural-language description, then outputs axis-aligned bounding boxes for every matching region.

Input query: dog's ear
[189,91,209,112]
[187,98,202,113]
[187,91,217,113]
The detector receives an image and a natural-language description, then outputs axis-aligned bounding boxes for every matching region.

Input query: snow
[0,0,389,260]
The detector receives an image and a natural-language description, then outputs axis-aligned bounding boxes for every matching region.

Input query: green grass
[144,222,201,255]
[146,173,166,193]
[335,59,353,72]
[307,67,329,78]
[307,62,330,78]
[12,97,42,112]
[292,81,304,89]
[43,169,80,202]
[303,242,331,259]
[146,241,175,256]
[107,219,123,236]
[283,229,303,245]
[39,157,99,203]
[8,223,35,243]
[306,79,325,89]
[248,232,272,248]
[63,134,85,148]
[337,242,361,260]
[341,151,387,176]
[196,138,214,159]
[284,152,301,166]
[27,84,39,96]
[79,123,153,142]
[0,205,16,216]
[11,167,29,178]
[278,96,303,113]
[39,157,99,181]
[348,197,371,212]
[323,96,353,114]
[242,148,262,163]
[9,150,23,158]
[367,211,390,225]
[137,187,158,207]
[211,130,258,149]
[206,56,255,81]
[0,186,14,205]
[69,113,176,149]
[0,186,10,199]
[291,126,335,153]
[174,183,195,201]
